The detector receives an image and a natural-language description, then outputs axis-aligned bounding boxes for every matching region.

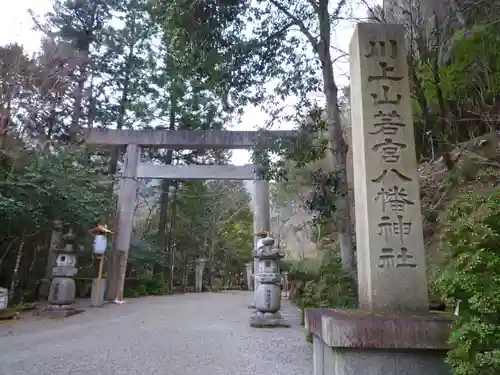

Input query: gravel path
[0,291,312,375]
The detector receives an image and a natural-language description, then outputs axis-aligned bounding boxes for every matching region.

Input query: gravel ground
[0,291,312,375]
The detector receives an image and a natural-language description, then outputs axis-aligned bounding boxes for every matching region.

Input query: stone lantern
[250,233,289,328]
[43,229,84,318]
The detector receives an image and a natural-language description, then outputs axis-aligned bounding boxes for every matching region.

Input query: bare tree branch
[267,0,318,47]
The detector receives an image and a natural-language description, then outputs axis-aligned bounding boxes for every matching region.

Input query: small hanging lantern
[89,224,113,255]
[89,224,113,308]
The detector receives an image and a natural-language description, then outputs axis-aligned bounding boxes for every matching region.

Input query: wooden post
[94,255,105,303]
[106,144,140,302]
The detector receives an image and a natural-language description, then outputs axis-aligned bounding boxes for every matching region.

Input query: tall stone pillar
[106,144,140,302]
[306,23,451,375]
[195,258,206,293]
[250,179,270,307]
[254,179,270,233]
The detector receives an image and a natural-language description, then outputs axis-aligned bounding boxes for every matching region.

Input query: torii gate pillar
[106,144,139,302]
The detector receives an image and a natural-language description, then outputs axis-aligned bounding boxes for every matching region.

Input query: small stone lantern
[43,229,83,318]
[250,232,289,328]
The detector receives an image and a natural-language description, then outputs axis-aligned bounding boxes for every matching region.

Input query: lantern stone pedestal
[41,230,84,318]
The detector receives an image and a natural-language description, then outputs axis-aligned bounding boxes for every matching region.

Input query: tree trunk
[9,231,25,304]
[155,177,172,275]
[432,13,454,170]
[317,4,355,273]
[0,239,15,278]
[207,229,217,287]
[109,40,136,175]
[87,73,97,130]
[155,59,178,272]
[407,56,432,160]
[70,57,88,144]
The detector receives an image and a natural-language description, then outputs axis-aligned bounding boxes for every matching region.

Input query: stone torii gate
[84,128,294,303]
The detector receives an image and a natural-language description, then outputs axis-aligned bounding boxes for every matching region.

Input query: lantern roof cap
[89,224,113,234]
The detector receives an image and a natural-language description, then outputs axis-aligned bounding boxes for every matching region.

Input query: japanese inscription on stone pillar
[350,23,429,314]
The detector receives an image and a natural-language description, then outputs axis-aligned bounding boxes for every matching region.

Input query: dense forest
[0,0,255,303]
[2,0,500,373]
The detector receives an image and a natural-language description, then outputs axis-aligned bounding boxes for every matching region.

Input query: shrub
[123,274,166,298]
[287,248,357,328]
[435,187,500,375]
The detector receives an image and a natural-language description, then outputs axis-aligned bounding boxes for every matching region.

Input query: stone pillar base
[91,278,107,307]
[249,311,291,328]
[38,305,84,319]
[306,308,452,375]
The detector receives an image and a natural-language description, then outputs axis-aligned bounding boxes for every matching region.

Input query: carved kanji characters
[375,185,414,213]
[365,40,399,59]
[370,85,402,106]
[370,110,406,136]
[378,247,417,269]
[371,169,412,183]
[396,247,417,268]
[377,215,412,243]
[372,138,407,163]
[368,62,403,82]
[378,248,396,268]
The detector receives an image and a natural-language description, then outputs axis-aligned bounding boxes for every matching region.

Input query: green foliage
[439,27,500,104]
[423,207,439,223]
[415,26,500,149]
[0,146,113,299]
[0,148,112,236]
[286,248,357,329]
[305,249,357,309]
[0,0,255,298]
[124,273,166,298]
[210,277,224,292]
[153,0,322,112]
[135,179,254,290]
[253,106,341,228]
[304,169,343,224]
[283,258,322,282]
[434,187,500,375]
